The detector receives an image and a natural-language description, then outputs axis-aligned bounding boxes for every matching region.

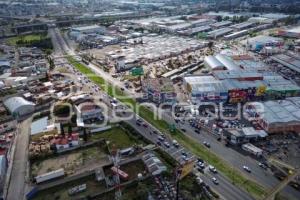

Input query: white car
[243,165,251,173]
[209,165,217,173]
[164,141,170,148]
[212,177,219,185]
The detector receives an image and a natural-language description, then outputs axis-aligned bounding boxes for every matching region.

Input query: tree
[216,16,222,22]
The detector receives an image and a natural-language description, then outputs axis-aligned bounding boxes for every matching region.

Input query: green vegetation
[53,104,71,117]
[67,56,267,199]
[91,127,140,149]
[7,33,53,51]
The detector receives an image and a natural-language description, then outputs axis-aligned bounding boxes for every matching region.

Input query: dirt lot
[33,175,106,200]
[31,146,110,177]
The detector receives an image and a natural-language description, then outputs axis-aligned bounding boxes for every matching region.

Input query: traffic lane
[200,172,254,200]
[54,30,253,200]
[178,119,300,199]
[171,115,279,188]
[126,118,254,200]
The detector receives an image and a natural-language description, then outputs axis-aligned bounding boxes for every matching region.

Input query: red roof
[0,147,7,155]
[51,133,79,145]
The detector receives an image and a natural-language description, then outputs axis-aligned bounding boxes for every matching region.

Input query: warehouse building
[278,26,300,39]
[248,97,300,134]
[207,28,233,39]
[213,69,263,81]
[224,30,248,40]
[270,53,300,73]
[230,22,254,31]
[179,25,211,36]
[3,96,35,118]
[184,76,228,103]
[204,56,226,70]
[71,25,106,34]
[210,21,232,29]
[204,54,240,70]
[241,35,284,51]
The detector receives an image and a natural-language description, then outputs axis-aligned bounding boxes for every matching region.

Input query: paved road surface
[6,118,31,200]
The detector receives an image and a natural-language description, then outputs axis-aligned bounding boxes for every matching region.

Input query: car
[172,140,179,148]
[194,129,200,134]
[181,151,187,157]
[160,133,166,138]
[209,165,217,173]
[156,141,162,146]
[152,130,158,135]
[197,161,205,169]
[164,142,170,148]
[182,155,189,162]
[181,128,186,132]
[258,162,267,169]
[142,123,148,128]
[203,141,211,148]
[243,166,251,173]
[158,136,165,141]
[212,177,219,185]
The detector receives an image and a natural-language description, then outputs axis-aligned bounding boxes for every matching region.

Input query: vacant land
[33,175,106,200]
[7,34,45,45]
[91,127,143,149]
[31,146,109,177]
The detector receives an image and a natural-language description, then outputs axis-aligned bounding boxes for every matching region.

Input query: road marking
[171,148,184,156]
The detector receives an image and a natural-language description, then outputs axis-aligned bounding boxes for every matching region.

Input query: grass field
[67,56,267,199]
[6,34,45,45]
[91,127,141,149]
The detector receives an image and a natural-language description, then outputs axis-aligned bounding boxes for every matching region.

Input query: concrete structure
[3,97,35,118]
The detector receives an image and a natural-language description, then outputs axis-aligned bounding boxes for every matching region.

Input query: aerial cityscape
[0,0,300,200]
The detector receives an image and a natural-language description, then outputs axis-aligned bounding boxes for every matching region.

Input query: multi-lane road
[49,27,300,200]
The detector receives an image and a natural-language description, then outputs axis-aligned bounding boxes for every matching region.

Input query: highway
[49,27,256,200]
[50,27,300,200]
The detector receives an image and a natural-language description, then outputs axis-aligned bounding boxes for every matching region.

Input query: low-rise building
[248,97,300,134]
[142,78,176,104]
[3,97,35,118]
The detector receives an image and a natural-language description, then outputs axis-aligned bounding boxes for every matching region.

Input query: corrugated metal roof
[3,97,35,114]
[204,55,224,69]
[215,54,240,70]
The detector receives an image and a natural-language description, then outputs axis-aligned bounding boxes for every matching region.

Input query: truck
[35,168,65,184]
